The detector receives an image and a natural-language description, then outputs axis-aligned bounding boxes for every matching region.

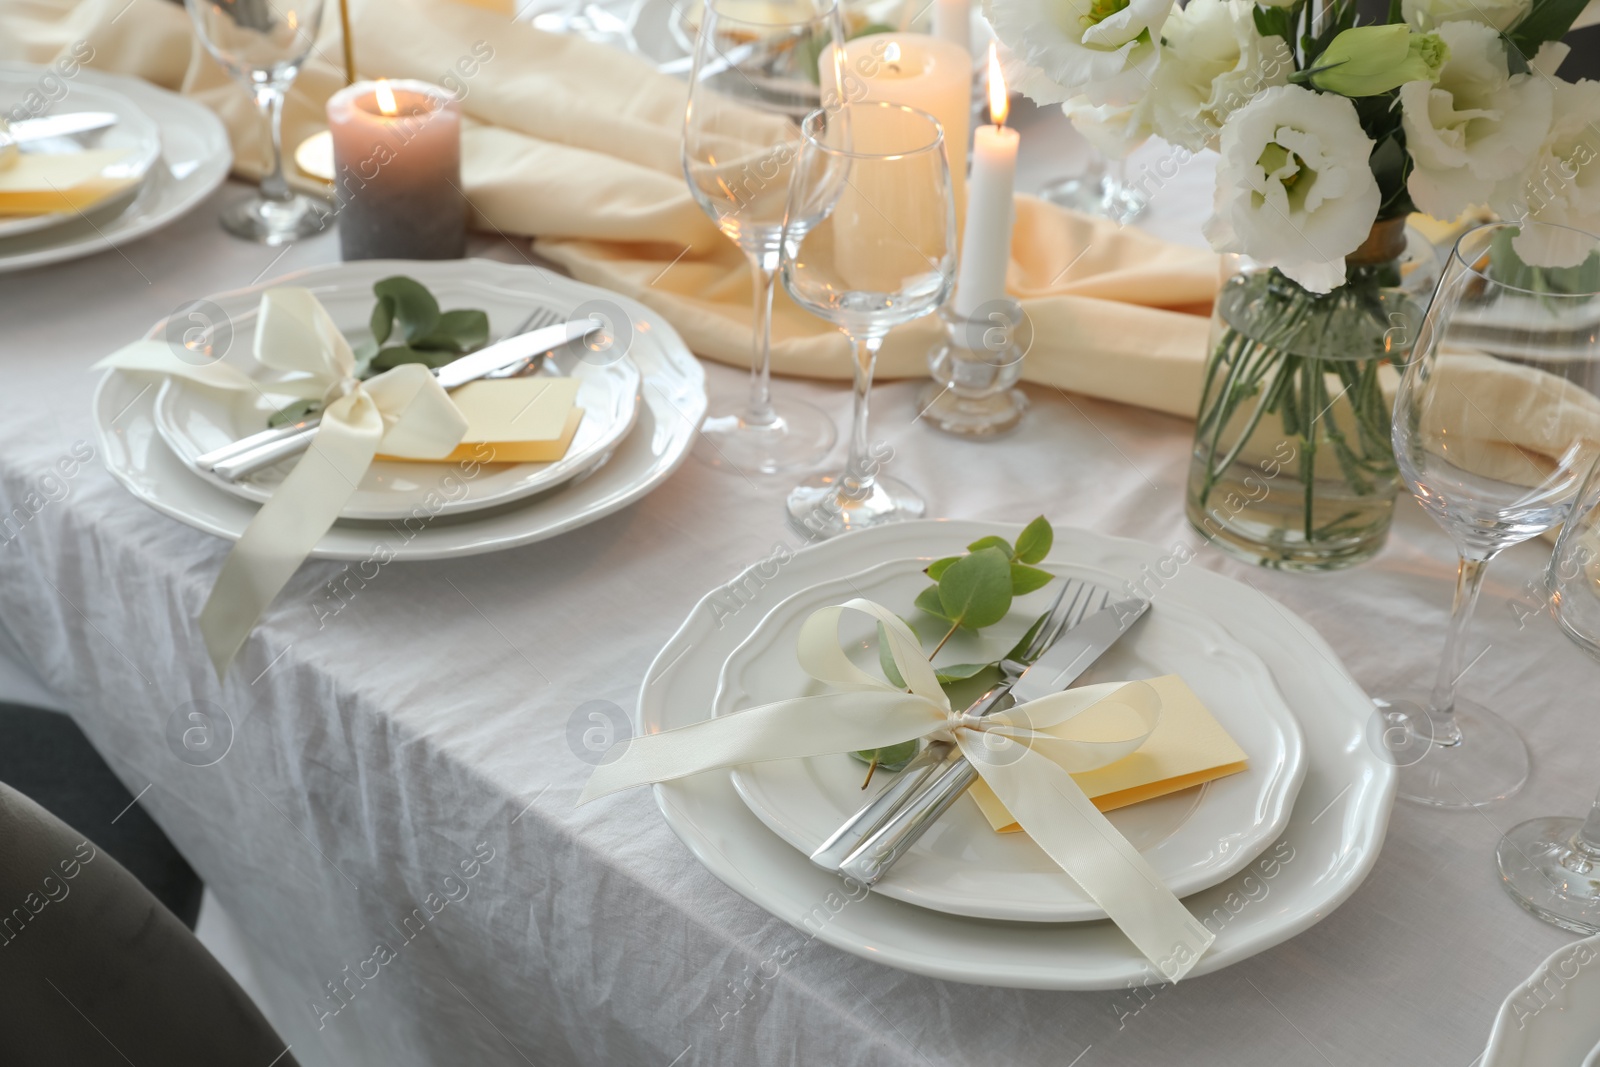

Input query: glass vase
[1184,219,1434,571]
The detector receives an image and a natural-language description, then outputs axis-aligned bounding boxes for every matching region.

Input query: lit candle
[327,79,465,261]
[952,45,1017,318]
[839,33,970,215]
[932,0,971,54]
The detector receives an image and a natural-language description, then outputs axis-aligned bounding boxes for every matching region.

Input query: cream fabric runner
[3,0,1220,417]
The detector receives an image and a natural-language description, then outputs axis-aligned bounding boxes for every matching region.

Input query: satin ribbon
[96,288,468,678]
[581,599,1217,980]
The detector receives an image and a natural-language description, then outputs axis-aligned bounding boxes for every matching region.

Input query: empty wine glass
[681,0,843,474]
[1373,221,1600,808]
[780,100,956,536]
[187,0,332,244]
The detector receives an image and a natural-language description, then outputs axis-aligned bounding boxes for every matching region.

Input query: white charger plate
[0,63,230,273]
[150,260,643,521]
[715,557,1306,922]
[0,77,162,240]
[94,262,707,561]
[638,519,1395,990]
[1482,932,1600,1067]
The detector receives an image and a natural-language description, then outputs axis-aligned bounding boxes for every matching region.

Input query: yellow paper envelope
[0,149,139,216]
[970,674,1249,832]
[377,378,584,464]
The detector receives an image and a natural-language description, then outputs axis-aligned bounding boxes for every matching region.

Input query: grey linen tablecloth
[0,108,1594,1067]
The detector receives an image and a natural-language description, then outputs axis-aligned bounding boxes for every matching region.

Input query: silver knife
[10,112,119,143]
[836,597,1151,886]
[205,318,602,482]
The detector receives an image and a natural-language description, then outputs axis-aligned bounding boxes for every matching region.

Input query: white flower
[1401,0,1529,31]
[1063,96,1150,158]
[1140,0,1292,152]
[1399,20,1553,222]
[984,0,1174,107]
[1491,77,1600,268]
[1203,85,1382,293]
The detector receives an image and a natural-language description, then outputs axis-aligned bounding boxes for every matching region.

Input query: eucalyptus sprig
[266,276,490,427]
[853,517,1057,786]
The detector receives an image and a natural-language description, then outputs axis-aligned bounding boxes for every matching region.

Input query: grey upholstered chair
[0,782,299,1066]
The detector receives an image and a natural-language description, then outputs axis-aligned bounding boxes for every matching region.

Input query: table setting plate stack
[95,259,708,561]
[636,518,1396,989]
[0,63,231,274]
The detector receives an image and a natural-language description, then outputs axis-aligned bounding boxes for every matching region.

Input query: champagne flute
[1374,221,1600,808]
[780,100,956,536]
[682,0,843,474]
[187,0,332,244]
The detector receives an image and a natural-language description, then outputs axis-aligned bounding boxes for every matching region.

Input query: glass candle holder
[327,79,466,261]
[916,298,1030,437]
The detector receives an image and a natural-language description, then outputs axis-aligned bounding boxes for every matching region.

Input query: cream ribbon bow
[581,598,1217,980]
[96,288,469,678]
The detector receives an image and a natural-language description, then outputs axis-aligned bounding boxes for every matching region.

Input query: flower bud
[1309,25,1448,97]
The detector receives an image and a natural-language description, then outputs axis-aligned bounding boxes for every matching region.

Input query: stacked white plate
[641,519,1396,989]
[0,63,231,273]
[95,260,707,559]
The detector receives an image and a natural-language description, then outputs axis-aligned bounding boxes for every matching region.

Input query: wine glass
[780,100,956,536]
[1374,221,1600,808]
[682,0,843,474]
[187,0,332,244]
[1496,448,1600,930]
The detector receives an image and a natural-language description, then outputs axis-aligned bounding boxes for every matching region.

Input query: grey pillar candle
[327,79,466,261]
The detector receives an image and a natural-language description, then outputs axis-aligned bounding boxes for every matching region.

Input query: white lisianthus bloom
[1490,78,1600,268]
[1140,0,1293,152]
[984,0,1174,106]
[1063,96,1151,158]
[1399,20,1553,223]
[1401,0,1529,31]
[1202,85,1382,293]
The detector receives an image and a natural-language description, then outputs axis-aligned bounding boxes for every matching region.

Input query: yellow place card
[970,674,1249,832]
[378,378,584,464]
[0,149,139,216]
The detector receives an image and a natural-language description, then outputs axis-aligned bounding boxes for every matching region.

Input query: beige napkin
[5,0,1220,416]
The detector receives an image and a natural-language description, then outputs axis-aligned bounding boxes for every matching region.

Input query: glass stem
[254,84,291,205]
[1569,789,1600,870]
[743,253,778,429]
[841,334,884,501]
[1428,550,1494,743]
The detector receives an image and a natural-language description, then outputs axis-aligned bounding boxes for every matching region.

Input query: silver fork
[810,577,1105,872]
[481,304,561,379]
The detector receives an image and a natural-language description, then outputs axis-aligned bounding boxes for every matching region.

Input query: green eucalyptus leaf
[933,662,992,684]
[876,621,908,689]
[370,344,460,371]
[966,535,1013,557]
[372,276,441,344]
[914,584,952,621]
[1010,563,1054,596]
[925,556,959,581]
[266,398,321,428]
[370,295,395,346]
[937,547,1013,630]
[940,663,1004,708]
[418,308,490,353]
[849,740,919,773]
[1015,516,1053,564]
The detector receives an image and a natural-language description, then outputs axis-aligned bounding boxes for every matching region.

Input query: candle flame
[884,41,901,64]
[374,79,398,117]
[988,43,1008,127]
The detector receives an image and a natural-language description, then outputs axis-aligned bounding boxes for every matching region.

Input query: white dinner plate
[150,260,643,521]
[0,63,230,273]
[94,263,706,561]
[638,519,1395,990]
[0,76,162,240]
[715,556,1306,922]
[1482,932,1600,1067]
